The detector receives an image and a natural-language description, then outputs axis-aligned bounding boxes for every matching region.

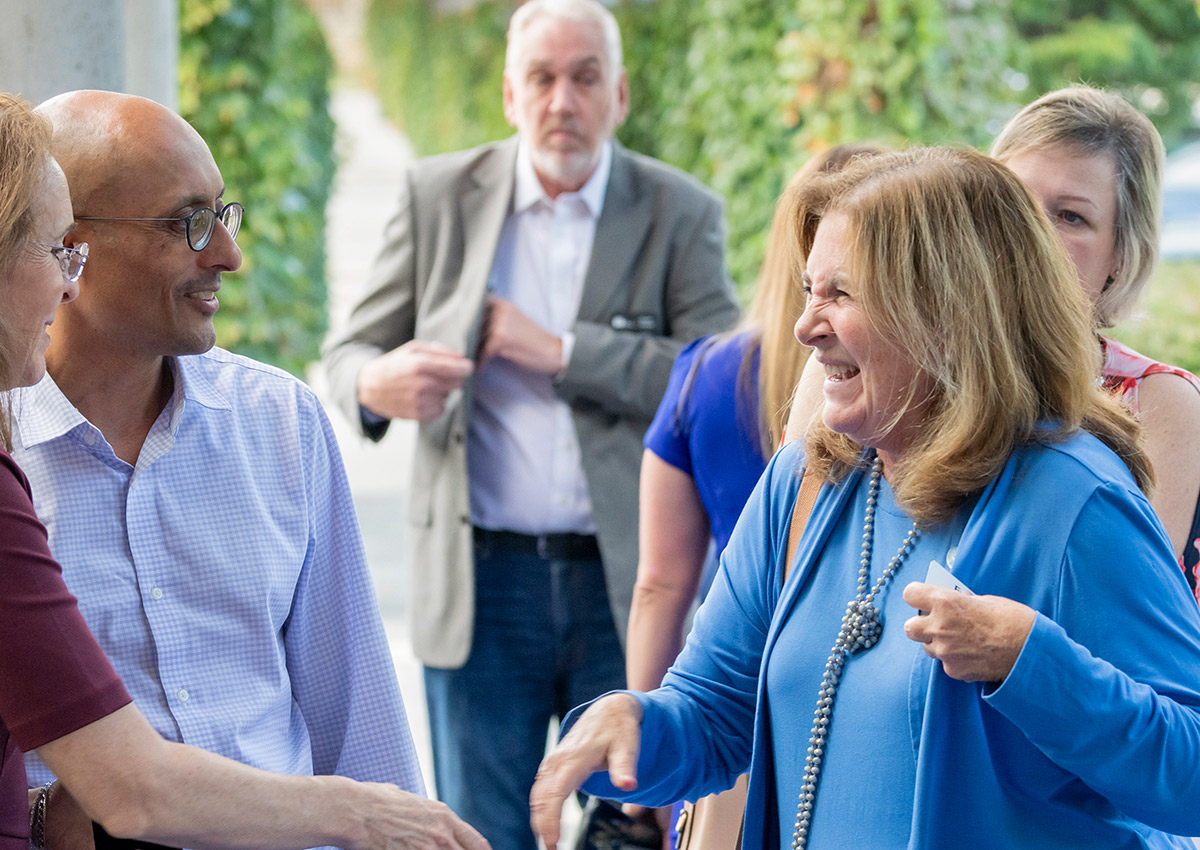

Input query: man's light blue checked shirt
[15,348,425,802]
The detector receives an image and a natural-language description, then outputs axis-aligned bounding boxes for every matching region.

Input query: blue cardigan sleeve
[581,445,803,805]
[984,481,1200,835]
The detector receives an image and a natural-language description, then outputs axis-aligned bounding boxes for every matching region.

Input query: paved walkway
[310,86,582,838]
[308,86,429,779]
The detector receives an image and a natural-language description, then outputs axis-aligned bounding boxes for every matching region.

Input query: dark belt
[473,527,601,561]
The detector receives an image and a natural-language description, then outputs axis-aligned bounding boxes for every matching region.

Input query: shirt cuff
[360,405,388,427]
[556,331,576,382]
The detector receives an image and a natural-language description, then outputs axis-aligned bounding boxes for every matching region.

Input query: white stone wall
[0,0,177,108]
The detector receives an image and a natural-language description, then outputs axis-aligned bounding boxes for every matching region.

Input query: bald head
[37,90,212,214]
[31,90,238,371]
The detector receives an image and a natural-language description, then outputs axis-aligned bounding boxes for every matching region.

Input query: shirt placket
[548,199,584,521]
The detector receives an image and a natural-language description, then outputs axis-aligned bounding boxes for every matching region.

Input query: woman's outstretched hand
[529,694,644,850]
[903,582,1036,683]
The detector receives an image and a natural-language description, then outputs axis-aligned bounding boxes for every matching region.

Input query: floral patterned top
[1101,335,1200,601]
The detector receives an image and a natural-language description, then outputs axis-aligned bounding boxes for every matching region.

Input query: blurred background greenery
[181,0,1200,374]
[180,0,336,376]
[1117,262,1200,373]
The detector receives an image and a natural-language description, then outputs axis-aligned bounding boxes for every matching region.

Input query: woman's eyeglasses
[76,202,244,252]
[31,241,89,283]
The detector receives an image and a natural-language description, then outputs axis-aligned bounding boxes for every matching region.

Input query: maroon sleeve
[0,449,131,751]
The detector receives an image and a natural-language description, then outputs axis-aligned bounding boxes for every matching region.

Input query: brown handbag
[674,461,825,850]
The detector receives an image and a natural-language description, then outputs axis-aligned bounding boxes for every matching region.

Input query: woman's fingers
[529,695,644,850]
[903,582,1035,683]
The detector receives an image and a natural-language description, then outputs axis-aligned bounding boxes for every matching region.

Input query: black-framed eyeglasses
[76,202,243,252]
[31,241,90,283]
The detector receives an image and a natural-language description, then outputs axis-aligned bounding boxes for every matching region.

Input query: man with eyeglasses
[13,90,460,847]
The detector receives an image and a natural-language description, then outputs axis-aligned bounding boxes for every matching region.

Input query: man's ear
[502,73,519,129]
[615,69,630,127]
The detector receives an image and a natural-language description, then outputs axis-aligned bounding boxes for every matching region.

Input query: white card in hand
[918,560,973,615]
[924,560,974,595]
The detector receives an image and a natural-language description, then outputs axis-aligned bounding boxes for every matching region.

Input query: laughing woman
[529,147,1200,849]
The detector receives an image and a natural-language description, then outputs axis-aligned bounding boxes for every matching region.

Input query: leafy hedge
[680,0,1016,295]
[179,0,336,375]
[364,0,511,158]
[1116,261,1200,374]
[364,0,1015,291]
[365,0,1199,299]
[1012,0,1200,148]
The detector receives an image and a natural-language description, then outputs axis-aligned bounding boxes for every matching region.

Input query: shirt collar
[175,353,233,414]
[13,373,88,447]
[13,354,232,449]
[513,139,612,218]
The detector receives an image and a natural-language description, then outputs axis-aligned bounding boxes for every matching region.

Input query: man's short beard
[530,145,601,194]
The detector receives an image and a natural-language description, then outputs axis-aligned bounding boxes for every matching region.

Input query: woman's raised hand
[903,582,1036,683]
[529,694,644,850]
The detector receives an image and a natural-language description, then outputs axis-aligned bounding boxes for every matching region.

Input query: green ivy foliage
[179,0,336,375]
[363,0,1198,296]
[763,0,1017,280]
[775,0,1018,153]
[365,0,511,157]
[608,0,698,167]
[653,0,803,294]
[1011,0,1200,148]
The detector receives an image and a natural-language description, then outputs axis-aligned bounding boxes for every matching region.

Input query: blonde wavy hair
[742,143,888,455]
[794,146,1150,525]
[990,85,1164,329]
[0,93,55,449]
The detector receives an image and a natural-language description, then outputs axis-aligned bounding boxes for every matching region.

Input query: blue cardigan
[582,433,1200,848]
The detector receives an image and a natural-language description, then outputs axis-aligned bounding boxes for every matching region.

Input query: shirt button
[83,431,96,446]
[177,688,189,702]
[149,587,163,600]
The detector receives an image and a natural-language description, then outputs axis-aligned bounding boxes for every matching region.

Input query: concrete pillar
[124,0,179,109]
[0,0,177,109]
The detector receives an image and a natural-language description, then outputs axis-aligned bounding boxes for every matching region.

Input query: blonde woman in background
[992,85,1200,600]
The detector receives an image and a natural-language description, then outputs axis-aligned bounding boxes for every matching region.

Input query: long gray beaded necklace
[790,454,920,850]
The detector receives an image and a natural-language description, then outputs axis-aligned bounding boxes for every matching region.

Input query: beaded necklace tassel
[790,455,920,850]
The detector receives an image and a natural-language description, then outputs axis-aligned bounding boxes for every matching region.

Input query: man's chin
[530,148,600,191]
[172,326,218,358]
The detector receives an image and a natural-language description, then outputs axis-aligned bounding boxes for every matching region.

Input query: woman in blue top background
[531,147,1200,849]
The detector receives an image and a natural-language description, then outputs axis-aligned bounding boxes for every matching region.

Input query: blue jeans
[424,535,625,850]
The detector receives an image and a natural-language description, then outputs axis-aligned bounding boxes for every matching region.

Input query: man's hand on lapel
[356,340,474,422]
[477,295,564,375]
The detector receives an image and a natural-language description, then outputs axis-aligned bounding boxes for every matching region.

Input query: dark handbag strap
[785,461,825,582]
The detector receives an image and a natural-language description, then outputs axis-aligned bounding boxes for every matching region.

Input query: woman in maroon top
[0,93,487,850]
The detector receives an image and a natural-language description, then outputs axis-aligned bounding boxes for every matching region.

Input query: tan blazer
[324,137,739,668]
